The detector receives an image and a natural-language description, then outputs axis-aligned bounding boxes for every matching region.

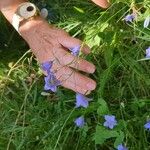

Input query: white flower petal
[144,16,150,28]
[40,8,48,19]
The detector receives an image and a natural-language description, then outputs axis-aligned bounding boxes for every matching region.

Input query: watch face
[17,2,37,19]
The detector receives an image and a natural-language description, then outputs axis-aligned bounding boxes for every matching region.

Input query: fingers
[53,65,96,94]
[63,54,96,74]
[62,80,92,95]
[91,0,110,8]
[58,35,90,54]
[53,47,95,74]
[62,81,90,95]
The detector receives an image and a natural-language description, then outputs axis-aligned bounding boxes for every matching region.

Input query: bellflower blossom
[124,14,135,22]
[41,61,53,74]
[144,16,150,28]
[145,47,150,58]
[103,115,117,129]
[75,93,89,108]
[44,73,60,92]
[69,46,80,56]
[40,8,49,19]
[144,120,150,130]
[117,144,128,150]
[74,116,85,128]
[41,61,60,92]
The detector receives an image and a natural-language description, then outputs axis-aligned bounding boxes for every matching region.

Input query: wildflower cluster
[69,47,128,150]
[124,13,136,22]
[124,11,150,58]
[39,7,150,150]
[69,46,90,127]
[74,93,89,127]
[40,43,150,150]
[41,46,81,93]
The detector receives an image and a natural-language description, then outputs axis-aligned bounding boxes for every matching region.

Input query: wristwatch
[12,2,39,33]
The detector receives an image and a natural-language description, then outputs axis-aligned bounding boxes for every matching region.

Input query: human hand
[19,17,96,94]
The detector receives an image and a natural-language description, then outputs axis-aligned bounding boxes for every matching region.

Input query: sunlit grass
[0,0,150,149]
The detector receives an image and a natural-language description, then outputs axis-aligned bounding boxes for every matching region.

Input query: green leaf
[73,7,84,13]
[97,98,109,115]
[93,126,119,145]
[99,22,109,32]
[114,131,124,148]
[114,120,127,131]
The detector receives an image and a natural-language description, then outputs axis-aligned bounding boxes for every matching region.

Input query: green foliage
[97,98,109,115]
[0,0,150,150]
[93,126,124,148]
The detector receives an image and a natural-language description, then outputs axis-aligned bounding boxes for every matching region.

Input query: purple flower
[41,61,53,74]
[144,16,150,28]
[117,144,128,150]
[41,61,60,92]
[145,47,150,58]
[44,73,60,92]
[74,116,85,128]
[124,14,135,22]
[40,8,48,19]
[103,115,117,129]
[69,46,80,56]
[144,120,150,130]
[75,93,89,108]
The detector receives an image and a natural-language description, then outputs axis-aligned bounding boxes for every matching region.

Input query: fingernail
[85,90,91,95]
[87,65,96,73]
[86,82,96,90]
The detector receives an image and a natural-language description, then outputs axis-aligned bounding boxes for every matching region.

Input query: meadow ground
[0,0,150,150]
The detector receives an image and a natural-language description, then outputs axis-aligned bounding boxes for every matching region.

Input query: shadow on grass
[0,14,31,75]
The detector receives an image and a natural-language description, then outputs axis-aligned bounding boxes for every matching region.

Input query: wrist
[19,16,47,42]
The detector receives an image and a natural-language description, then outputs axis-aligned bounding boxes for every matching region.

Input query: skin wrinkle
[52,66,79,93]
[64,81,87,95]
[58,71,75,85]
[70,81,87,94]
[34,24,72,65]
[29,32,44,61]
[36,31,79,88]
[58,72,88,95]
[58,34,91,55]
[65,77,90,95]
[54,66,95,91]
[53,64,75,81]
[35,27,94,93]
[29,27,55,62]
[61,53,78,67]
[51,46,77,69]
[21,19,93,72]
[70,63,91,95]
[53,46,93,73]
[51,43,82,75]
